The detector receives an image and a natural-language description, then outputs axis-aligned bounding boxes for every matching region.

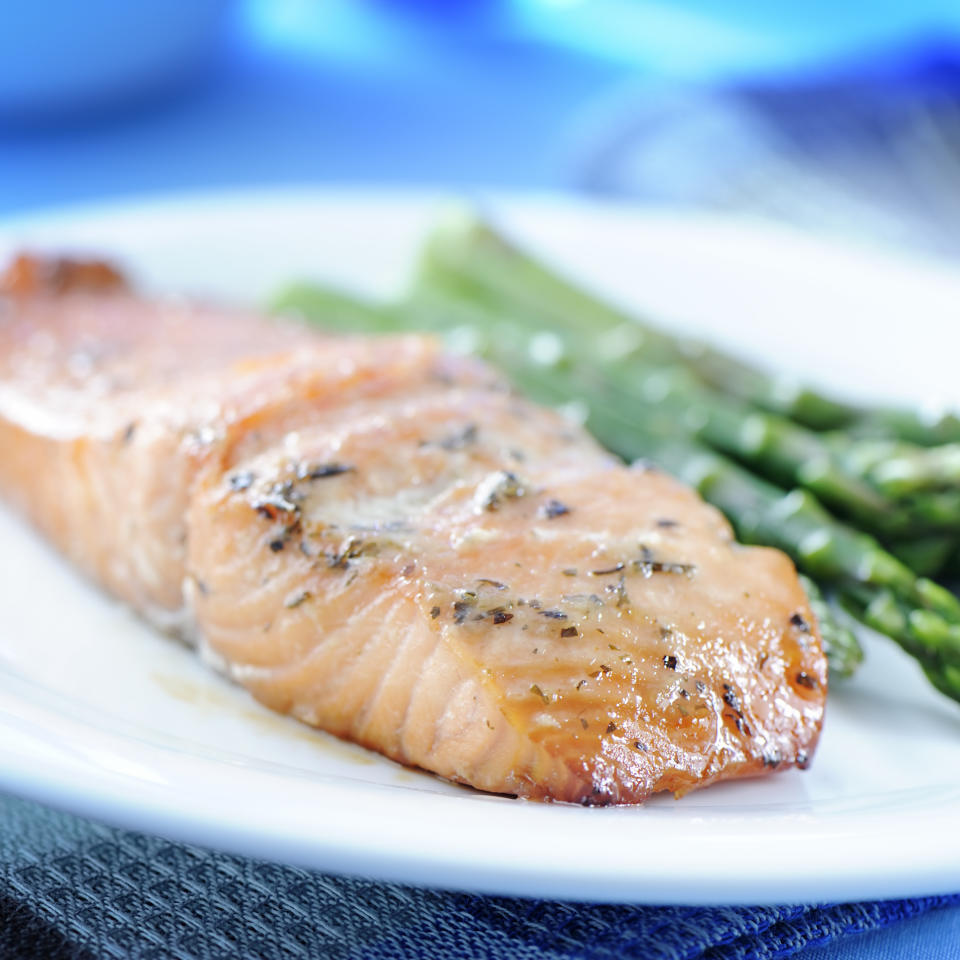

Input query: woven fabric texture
[0,794,958,960]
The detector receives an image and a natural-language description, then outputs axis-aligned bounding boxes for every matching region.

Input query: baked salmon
[0,254,826,804]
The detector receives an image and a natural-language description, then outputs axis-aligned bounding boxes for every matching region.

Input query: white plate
[1,188,960,905]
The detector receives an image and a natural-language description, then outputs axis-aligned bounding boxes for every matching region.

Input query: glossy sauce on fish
[0,255,826,803]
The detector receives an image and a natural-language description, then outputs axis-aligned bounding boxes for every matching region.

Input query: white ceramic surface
[1,189,959,904]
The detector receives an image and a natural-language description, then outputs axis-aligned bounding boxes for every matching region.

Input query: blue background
[4,0,960,214]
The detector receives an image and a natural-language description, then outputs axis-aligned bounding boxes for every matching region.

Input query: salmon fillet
[0,254,826,804]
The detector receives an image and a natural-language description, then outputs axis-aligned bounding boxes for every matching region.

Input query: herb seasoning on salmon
[0,255,826,804]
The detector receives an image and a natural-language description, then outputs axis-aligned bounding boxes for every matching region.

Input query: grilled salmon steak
[0,254,826,803]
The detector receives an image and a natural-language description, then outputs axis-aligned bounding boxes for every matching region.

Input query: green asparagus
[798,575,863,679]
[419,212,960,448]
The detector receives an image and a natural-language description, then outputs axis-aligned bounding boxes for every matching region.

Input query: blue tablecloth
[3,7,960,958]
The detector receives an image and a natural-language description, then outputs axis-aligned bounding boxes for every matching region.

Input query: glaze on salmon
[0,255,826,803]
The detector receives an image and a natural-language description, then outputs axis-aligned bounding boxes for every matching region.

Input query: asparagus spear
[600,364,959,538]
[830,438,960,498]
[273,283,401,334]
[798,575,863,679]
[839,585,960,696]
[888,534,958,578]
[419,212,960,446]
[682,348,960,445]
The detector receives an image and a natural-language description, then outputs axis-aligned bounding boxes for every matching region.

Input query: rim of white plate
[0,187,958,904]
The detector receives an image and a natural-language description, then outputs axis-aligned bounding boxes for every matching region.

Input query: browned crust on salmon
[0,255,827,804]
